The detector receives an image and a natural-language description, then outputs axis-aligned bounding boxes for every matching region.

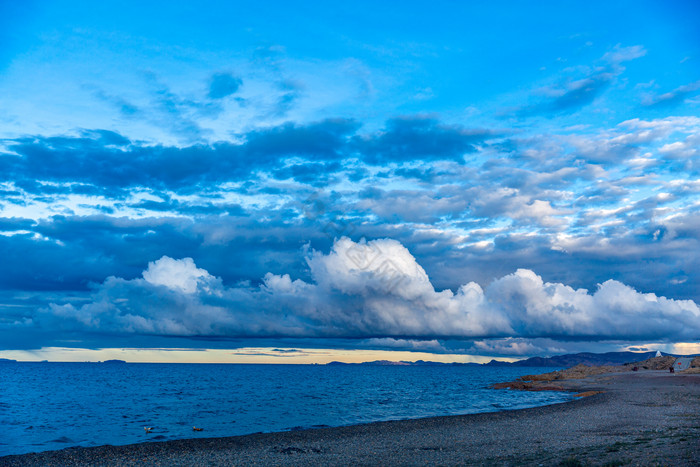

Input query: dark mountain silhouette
[326,351,689,367]
[484,351,660,367]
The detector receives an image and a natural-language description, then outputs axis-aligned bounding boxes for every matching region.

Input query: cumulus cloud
[41,237,700,343]
[3,114,699,328]
[142,256,215,294]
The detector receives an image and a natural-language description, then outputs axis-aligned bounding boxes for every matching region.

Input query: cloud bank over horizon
[1,1,699,359]
[40,238,700,347]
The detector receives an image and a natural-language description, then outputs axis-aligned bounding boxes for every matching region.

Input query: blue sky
[1,0,699,362]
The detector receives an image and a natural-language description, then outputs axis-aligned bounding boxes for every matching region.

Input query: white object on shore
[655,350,662,357]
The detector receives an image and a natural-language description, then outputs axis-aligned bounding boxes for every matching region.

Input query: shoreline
[2,371,699,466]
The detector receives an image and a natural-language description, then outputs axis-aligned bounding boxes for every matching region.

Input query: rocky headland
[492,355,700,391]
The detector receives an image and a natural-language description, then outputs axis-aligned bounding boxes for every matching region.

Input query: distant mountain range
[326,351,695,368]
[2,352,696,367]
[327,359,472,366]
[483,351,662,367]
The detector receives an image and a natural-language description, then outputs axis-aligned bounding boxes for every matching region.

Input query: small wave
[49,436,74,444]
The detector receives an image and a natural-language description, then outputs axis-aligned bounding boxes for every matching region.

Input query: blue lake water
[0,362,571,456]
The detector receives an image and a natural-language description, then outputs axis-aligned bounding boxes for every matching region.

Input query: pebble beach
[2,371,698,466]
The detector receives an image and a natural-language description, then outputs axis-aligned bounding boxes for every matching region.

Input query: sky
[1,0,699,362]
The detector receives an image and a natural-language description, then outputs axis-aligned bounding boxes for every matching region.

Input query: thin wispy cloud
[642,80,700,109]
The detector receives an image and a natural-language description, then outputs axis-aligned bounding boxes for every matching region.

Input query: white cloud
[472,338,544,356]
[42,237,700,342]
[142,256,214,294]
[659,140,697,159]
[601,45,647,65]
[362,338,446,352]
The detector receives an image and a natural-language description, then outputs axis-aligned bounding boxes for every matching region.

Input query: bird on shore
[193,426,203,431]
[144,426,153,433]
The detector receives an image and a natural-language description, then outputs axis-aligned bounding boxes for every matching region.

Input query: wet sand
[2,371,698,466]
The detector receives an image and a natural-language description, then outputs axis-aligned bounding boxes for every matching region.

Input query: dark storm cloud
[2,136,229,189]
[272,161,344,184]
[0,231,120,291]
[0,217,35,231]
[127,197,247,216]
[0,213,333,294]
[2,116,497,194]
[79,129,131,146]
[243,118,359,161]
[2,131,323,192]
[353,117,491,163]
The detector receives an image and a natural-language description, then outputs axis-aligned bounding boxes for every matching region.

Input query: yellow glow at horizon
[0,347,516,364]
[622,342,700,355]
[669,342,700,355]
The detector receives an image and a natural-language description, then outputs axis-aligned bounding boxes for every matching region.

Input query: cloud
[471,338,544,356]
[0,217,36,231]
[2,115,699,321]
[361,338,446,352]
[90,87,141,117]
[208,72,243,99]
[38,237,700,343]
[243,118,359,161]
[515,45,646,117]
[271,79,303,116]
[642,80,700,109]
[1,120,358,190]
[1,117,496,194]
[145,73,217,141]
[356,188,469,224]
[142,256,216,294]
[601,45,647,65]
[353,116,492,163]
[526,73,614,116]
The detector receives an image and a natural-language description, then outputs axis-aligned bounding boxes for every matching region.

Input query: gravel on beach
[2,371,698,466]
